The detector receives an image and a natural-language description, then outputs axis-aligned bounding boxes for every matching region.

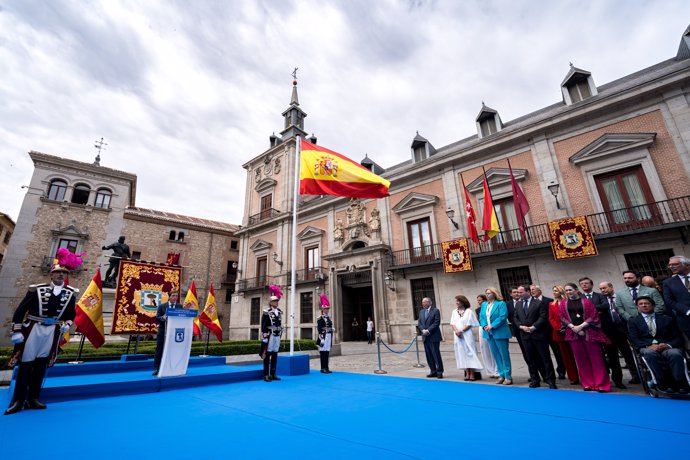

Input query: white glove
[11,333,24,344]
[161,315,167,322]
[60,322,71,333]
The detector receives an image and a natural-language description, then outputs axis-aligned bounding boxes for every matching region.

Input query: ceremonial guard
[4,250,83,415]
[316,294,335,373]
[260,285,284,382]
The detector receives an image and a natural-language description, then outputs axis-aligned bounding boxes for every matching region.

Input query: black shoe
[264,376,272,382]
[4,401,23,416]
[426,373,438,378]
[548,382,558,390]
[320,369,327,373]
[26,399,46,410]
[437,374,443,379]
[324,370,332,374]
[583,387,592,391]
[629,377,641,384]
[597,389,609,393]
[614,382,628,390]
[529,382,541,388]
[271,375,281,381]
[557,374,566,380]
[152,370,159,376]
[677,387,689,394]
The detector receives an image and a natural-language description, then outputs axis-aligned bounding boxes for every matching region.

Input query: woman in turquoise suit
[479,287,513,385]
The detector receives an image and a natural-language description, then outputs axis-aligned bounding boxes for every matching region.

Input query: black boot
[27,358,49,410]
[320,352,326,372]
[324,352,331,373]
[5,362,31,415]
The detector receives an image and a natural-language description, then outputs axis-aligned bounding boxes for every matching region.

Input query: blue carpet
[1,372,687,459]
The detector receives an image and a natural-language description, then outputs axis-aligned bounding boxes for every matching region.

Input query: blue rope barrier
[379,336,417,354]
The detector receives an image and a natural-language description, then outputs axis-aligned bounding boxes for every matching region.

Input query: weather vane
[94,137,108,166]
[292,67,298,80]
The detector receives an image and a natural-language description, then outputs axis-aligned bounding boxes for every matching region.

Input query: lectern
[158,308,198,377]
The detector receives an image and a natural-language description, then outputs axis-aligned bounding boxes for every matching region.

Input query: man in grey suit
[615,270,664,321]
[418,297,444,379]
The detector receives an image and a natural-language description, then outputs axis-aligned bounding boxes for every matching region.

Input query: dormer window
[475,104,502,139]
[410,131,435,163]
[561,65,598,105]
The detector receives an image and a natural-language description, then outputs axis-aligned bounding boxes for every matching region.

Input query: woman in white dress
[475,294,499,378]
[450,295,483,380]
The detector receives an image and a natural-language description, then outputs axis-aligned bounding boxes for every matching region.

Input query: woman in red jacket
[548,285,579,385]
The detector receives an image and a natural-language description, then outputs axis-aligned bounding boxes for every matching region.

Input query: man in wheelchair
[627,295,690,394]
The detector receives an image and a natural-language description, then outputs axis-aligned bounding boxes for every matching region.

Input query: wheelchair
[630,341,690,399]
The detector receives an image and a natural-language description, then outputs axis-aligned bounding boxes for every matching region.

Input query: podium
[158,308,198,378]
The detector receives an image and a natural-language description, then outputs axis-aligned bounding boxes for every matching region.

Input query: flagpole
[506,158,530,243]
[289,136,301,355]
[481,165,504,236]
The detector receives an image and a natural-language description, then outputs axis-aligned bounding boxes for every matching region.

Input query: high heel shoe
[503,379,513,385]
[496,377,505,384]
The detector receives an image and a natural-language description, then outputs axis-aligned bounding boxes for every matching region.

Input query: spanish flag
[74,268,105,348]
[300,139,390,198]
[482,176,500,241]
[183,280,199,310]
[200,284,223,342]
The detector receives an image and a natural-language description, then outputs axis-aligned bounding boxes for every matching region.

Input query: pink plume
[56,248,85,271]
[268,284,283,300]
[319,294,330,307]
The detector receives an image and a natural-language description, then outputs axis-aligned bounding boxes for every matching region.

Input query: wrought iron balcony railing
[247,208,281,226]
[389,196,690,267]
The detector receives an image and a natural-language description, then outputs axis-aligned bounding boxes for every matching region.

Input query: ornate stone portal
[333,199,382,247]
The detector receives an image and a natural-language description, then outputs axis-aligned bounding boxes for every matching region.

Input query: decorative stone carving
[273,156,281,175]
[369,208,381,234]
[334,218,344,245]
[345,199,369,240]
[255,167,261,182]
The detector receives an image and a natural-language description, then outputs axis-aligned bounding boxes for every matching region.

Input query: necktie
[684,276,690,290]
[522,300,529,315]
[586,293,592,300]
[631,287,638,300]
[646,315,656,336]
[609,297,621,323]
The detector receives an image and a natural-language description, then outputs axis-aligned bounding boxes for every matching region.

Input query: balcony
[237,268,327,292]
[247,208,281,226]
[221,273,237,285]
[389,196,690,268]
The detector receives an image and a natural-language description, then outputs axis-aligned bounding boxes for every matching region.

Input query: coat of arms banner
[548,216,598,261]
[111,260,182,334]
[441,238,473,273]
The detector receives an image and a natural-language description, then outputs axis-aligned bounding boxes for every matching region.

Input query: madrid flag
[300,139,390,198]
[200,284,223,342]
[74,268,105,348]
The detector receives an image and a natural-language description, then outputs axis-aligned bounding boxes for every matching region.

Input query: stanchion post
[413,334,425,368]
[68,334,86,364]
[374,332,387,374]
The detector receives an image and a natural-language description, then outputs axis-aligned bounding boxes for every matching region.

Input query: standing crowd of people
[431,255,690,394]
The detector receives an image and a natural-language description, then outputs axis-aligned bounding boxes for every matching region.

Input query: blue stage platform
[1,372,688,459]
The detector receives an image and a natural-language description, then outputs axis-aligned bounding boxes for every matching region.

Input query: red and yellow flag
[299,139,390,198]
[74,268,105,348]
[183,280,199,310]
[200,284,223,342]
[482,176,500,241]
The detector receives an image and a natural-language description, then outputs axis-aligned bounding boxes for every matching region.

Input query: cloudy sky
[1,0,688,225]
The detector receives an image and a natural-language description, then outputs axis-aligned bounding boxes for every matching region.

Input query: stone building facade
[0,152,239,345]
[232,25,690,343]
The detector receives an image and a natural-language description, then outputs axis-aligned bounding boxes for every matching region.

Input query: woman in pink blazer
[559,283,611,392]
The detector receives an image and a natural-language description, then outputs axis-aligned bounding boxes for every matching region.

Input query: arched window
[94,188,112,209]
[169,231,177,240]
[177,231,185,242]
[71,183,90,205]
[47,180,67,201]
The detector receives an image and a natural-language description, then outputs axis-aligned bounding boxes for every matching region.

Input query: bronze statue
[102,236,131,286]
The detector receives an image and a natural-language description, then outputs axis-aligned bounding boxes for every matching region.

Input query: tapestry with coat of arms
[111,260,182,334]
[441,238,473,273]
[548,216,599,261]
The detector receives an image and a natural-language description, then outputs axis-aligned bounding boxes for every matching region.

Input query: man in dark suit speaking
[418,297,444,379]
[153,291,181,376]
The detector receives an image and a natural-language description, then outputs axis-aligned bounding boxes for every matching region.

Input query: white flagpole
[289,136,301,355]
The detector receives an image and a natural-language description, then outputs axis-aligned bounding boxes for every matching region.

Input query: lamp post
[548,182,561,209]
